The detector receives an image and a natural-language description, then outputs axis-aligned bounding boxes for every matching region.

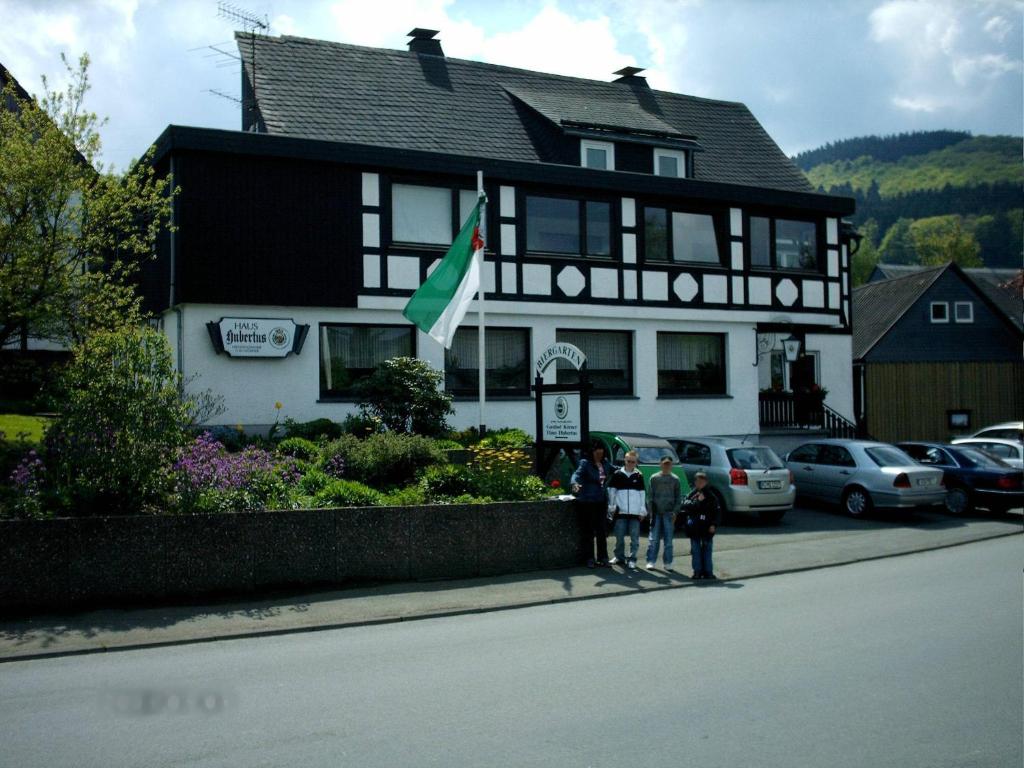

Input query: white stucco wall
[806,332,854,421]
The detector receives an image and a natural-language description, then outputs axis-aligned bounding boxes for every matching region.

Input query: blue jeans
[646,512,675,566]
[613,516,641,562]
[691,537,714,576]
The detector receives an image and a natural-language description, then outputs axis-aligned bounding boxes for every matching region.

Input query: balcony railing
[759,391,859,438]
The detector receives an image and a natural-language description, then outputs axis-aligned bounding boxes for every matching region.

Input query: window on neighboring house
[930,302,949,323]
[555,329,632,395]
[954,301,973,323]
[653,148,687,178]
[642,206,722,264]
[391,183,478,246]
[657,332,727,395]
[580,139,615,170]
[750,216,820,271]
[445,327,530,396]
[525,195,612,257]
[319,324,415,398]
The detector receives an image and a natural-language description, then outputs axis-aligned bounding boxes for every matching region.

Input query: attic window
[930,302,949,323]
[954,301,973,323]
[581,139,615,170]
[654,148,687,178]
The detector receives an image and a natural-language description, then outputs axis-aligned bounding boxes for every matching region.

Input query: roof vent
[407,28,444,57]
[612,66,649,87]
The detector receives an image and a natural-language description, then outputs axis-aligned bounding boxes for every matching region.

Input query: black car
[897,442,1024,514]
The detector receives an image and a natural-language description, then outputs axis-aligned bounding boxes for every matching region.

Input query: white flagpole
[476,170,487,437]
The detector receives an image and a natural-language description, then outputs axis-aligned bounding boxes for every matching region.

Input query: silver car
[950,438,1024,469]
[667,437,795,524]
[785,439,946,516]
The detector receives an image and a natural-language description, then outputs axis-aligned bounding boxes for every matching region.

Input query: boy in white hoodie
[606,450,647,570]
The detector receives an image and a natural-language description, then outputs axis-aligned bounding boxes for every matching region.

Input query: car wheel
[944,486,972,515]
[842,487,872,517]
[758,510,786,524]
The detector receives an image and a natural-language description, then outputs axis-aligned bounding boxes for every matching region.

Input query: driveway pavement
[1,504,1019,662]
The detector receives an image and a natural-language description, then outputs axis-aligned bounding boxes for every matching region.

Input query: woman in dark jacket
[571,442,613,568]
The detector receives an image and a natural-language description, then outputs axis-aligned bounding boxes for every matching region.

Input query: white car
[950,438,1024,469]
[969,422,1023,442]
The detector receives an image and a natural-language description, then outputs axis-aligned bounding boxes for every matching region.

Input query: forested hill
[793,131,1023,281]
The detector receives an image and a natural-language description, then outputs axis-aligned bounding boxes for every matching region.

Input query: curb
[1,529,1019,664]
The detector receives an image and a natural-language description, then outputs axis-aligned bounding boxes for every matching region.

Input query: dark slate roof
[236,33,815,194]
[852,264,947,359]
[869,263,1023,333]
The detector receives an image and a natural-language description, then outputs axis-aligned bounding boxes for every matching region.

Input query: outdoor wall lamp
[783,334,802,362]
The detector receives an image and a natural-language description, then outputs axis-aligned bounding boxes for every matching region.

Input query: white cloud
[984,14,1012,42]
[891,94,942,112]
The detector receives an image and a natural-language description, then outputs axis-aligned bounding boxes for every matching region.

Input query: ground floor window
[657,332,726,395]
[319,324,415,398]
[445,327,530,396]
[555,329,632,395]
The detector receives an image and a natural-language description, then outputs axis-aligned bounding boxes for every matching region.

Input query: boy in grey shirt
[645,456,682,570]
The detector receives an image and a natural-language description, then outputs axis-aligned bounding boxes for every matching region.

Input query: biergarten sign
[206,318,310,358]
[532,342,591,477]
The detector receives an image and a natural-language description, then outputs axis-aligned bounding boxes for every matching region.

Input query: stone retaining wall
[0,501,585,614]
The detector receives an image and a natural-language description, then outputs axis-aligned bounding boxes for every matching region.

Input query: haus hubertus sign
[533,342,591,477]
[206,317,310,358]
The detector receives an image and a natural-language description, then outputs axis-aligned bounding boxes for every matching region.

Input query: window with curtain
[391,183,478,246]
[555,329,632,395]
[319,324,415,398]
[642,206,722,264]
[656,332,726,395]
[445,327,530,396]
[525,195,612,257]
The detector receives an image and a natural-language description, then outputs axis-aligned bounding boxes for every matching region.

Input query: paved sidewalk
[1,507,1019,662]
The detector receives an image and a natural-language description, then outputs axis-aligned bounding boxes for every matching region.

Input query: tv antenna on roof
[209,3,269,129]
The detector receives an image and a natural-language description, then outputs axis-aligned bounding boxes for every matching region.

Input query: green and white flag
[403,197,485,349]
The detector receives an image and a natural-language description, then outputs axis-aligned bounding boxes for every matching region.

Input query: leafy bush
[476,428,532,450]
[341,413,380,438]
[298,467,330,495]
[466,445,549,501]
[352,357,453,437]
[319,434,362,478]
[380,485,427,506]
[314,479,384,508]
[283,417,343,441]
[277,437,320,462]
[45,328,189,515]
[344,432,447,489]
[419,464,473,501]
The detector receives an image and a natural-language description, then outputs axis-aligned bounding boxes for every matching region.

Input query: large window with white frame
[580,139,615,170]
[642,205,723,264]
[525,195,612,257]
[750,216,820,271]
[555,329,632,395]
[391,183,478,246]
[444,327,531,396]
[657,332,726,395]
[319,323,415,398]
[653,148,687,178]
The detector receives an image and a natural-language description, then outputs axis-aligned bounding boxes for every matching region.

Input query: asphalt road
[1,537,1020,768]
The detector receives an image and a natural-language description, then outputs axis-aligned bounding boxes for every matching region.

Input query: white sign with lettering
[215,318,299,358]
[541,393,582,442]
[535,342,586,375]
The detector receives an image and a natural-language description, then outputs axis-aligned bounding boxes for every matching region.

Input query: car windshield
[950,446,1010,469]
[865,446,914,467]
[728,447,784,470]
[634,445,679,464]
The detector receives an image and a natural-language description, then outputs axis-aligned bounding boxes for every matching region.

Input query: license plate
[916,478,932,486]
[758,479,783,490]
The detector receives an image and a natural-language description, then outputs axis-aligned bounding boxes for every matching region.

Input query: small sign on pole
[533,342,591,479]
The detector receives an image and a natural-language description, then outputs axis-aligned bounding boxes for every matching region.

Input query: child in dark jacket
[682,471,722,579]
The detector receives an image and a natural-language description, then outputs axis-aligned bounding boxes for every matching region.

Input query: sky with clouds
[1,0,1021,171]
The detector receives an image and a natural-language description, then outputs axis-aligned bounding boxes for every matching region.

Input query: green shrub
[277,437,320,462]
[319,434,362,477]
[352,357,453,437]
[283,417,343,441]
[471,471,549,501]
[418,464,473,501]
[380,485,427,506]
[314,479,384,508]
[341,413,380,438]
[298,467,330,495]
[345,432,447,489]
[477,428,532,450]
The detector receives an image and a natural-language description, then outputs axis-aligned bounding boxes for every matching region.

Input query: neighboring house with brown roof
[139,29,858,437]
[853,262,1023,442]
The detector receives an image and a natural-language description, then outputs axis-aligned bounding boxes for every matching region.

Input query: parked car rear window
[949,447,1010,469]
[634,446,679,464]
[865,446,914,467]
[728,447,784,470]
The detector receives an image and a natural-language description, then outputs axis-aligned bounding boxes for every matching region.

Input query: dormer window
[581,139,615,170]
[654,148,687,178]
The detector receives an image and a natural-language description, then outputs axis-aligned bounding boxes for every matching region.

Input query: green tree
[45,327,189,515]
[850,219,881,286]
[910,215,982,267]
[878,218,917,264]
[0,53,175,350]
[352,357,454,438]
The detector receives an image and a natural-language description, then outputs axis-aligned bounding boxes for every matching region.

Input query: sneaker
[645,562,656,570]
[627,560,637,570]
[609,557,620,565]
